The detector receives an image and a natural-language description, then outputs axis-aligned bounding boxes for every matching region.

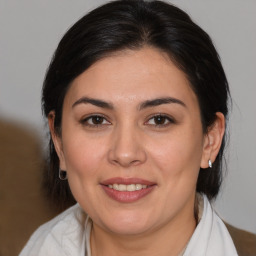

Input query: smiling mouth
[107,184,148,191]
[100,178,156,203]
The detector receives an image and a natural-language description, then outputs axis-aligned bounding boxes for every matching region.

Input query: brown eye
[81,115,111,127]
[154,116,167,125]
[90,116,104,124]
[146,114,174,127]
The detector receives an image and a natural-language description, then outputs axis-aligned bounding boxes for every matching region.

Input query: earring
[208,159,212,168]
[59,169,67,180]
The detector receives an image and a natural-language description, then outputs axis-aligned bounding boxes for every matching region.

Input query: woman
[20,0,238,255]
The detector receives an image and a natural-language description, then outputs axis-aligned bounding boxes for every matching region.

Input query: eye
[81,115,111,127]
[146,114,174,127]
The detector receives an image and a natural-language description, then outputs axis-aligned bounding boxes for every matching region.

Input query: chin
[99,210,156,236]
[106,222,152,236]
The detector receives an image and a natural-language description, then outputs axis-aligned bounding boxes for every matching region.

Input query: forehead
[65,47,198,108]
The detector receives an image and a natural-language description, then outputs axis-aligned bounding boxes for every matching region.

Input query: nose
[108,124,147,167]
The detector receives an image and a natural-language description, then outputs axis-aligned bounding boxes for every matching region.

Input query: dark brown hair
[42,0,230,209]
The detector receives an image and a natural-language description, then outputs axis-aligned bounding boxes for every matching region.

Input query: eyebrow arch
[139,97,186,110]
[72,97,114,109]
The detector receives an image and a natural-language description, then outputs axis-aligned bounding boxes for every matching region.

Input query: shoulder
[224,222,256,256]
[19,204,87,256]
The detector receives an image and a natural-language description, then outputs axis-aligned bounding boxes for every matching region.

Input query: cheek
[61,133,109,208]
[148,128,203,180]
[62,132,107,179]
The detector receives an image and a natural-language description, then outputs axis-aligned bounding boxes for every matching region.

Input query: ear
[200,112,225,169]
[48,111,67,170]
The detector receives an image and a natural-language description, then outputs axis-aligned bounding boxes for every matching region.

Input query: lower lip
[101,185,156,203]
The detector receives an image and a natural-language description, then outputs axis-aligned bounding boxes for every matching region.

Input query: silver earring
[59,169,67,180]
[208,159,212,168]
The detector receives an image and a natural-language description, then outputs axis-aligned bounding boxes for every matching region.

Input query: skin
[49,47,225,256]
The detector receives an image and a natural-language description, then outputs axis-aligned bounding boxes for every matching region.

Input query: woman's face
[53,47,210,235]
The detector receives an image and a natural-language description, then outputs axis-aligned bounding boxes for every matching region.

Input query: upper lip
[101,177,156,186]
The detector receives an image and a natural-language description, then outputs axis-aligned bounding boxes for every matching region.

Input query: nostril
[111,158,141,167]
[130,159,141,165]
[107,138,147,167]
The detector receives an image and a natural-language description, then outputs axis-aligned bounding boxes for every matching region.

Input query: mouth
[107,183,148,191]
[100,177,156,203]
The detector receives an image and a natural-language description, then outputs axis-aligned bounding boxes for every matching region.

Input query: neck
[90,200,196,256]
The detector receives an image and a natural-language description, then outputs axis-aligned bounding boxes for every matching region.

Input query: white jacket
[19,195,238,256]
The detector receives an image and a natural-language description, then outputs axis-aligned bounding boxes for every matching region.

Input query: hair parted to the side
[42,0,230,210]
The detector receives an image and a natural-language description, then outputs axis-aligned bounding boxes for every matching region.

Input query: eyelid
[80,114,112,127]
[145,113,176,127]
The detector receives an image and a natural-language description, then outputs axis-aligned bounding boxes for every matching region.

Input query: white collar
[183,195,237,255]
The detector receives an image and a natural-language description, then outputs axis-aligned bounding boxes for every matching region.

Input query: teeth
[113,184,119,190]
[127,184,136,191]
[135,184,142,190]
[108,184,148,191]
[118,184,127,191]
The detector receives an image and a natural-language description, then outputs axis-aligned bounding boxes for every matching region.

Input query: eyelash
[80,114,175,128]
[145,114,175,128]
[80,114,111,128]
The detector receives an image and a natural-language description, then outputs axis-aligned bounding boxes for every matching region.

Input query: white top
[19,195,238,256]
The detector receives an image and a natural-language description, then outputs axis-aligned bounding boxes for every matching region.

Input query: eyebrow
[139,97,186,110]
[72,96,186,110]
[72,97,114,109]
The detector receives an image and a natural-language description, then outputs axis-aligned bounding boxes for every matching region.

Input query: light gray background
[0,0,255,233]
